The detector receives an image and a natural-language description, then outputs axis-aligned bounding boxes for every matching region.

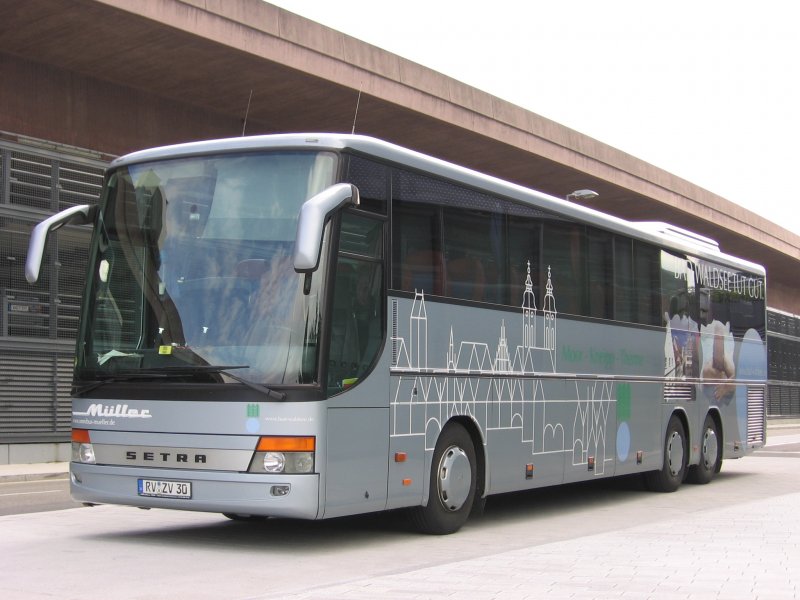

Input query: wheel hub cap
[702,427,718,469]
[667,431,684,477]
[437,445,471,511]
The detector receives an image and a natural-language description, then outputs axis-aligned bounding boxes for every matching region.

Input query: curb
[0,471,70,483]
[0,463,70,484]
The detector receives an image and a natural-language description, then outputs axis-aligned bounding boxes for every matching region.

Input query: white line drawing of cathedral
[389,262,615,475]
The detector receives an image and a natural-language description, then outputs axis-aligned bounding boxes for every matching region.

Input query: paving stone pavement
[274,491,799,600]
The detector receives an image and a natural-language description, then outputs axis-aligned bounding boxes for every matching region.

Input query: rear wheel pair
[646,413,721,492]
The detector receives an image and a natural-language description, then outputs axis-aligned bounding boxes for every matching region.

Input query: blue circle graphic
[616,422,631,462]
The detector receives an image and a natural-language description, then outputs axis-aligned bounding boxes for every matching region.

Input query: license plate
[138,478,192,499]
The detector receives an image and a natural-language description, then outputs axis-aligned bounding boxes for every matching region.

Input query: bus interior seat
[401,248,444,295]
[446,256,486,301]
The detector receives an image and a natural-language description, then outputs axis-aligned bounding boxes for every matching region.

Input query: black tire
[222,513,268,522]
[409,423,477,535]
[644,414,687,493]
[687,414,722,484]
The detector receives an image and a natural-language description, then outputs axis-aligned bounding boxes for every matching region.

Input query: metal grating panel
[747,386,766,445]
[0,351,73,435]
[664,383,694,403]
[0,137,108,442]
[1,217,52,338]
[9,151,54,210]
[57,159,104,211]
[767,384,800,417]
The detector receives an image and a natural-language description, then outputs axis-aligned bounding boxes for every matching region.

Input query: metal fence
[0,137,107,442]
[767,310,800,418]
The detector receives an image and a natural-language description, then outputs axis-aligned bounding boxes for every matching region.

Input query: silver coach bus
[26,134,767,534]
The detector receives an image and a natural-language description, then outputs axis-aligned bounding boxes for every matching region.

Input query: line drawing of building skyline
[389,263,615,474]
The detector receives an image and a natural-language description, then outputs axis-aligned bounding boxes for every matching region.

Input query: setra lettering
[124,450,207,464]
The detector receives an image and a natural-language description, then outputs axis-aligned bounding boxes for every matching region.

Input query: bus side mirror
[25,204,97,284]
[293,183,360,273]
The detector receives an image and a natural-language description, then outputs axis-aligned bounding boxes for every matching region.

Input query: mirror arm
[293,183,360,273]
[25,204,97,284]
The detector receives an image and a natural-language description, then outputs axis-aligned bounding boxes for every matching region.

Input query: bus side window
[587,228,613,319]
[328,212,384,394]
[613,237,634,323]
[393,202,444,296]
[633,241,661,326]
[542,221,586,316]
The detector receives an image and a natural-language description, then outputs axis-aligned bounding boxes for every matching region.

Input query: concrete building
[1,0,798,462]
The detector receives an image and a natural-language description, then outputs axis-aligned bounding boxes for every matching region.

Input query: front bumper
[70,463,320,519]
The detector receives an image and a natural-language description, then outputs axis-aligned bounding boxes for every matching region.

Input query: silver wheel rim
[667,430,684,477]
[702,427,719,470]
[437,445,471,511]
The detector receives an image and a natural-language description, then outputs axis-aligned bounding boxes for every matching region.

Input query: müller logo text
[74,403,152,419]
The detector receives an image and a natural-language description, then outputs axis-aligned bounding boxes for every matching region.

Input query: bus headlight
[249,436,315,474]
[263,452,285,473]
[71,442,96,464]
[71,429,96,464]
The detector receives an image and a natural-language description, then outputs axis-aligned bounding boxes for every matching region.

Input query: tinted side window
[328,212,384,395]
[506,215,541,307]
[542,221,586,317]
[587,228,613,319]
[614,237,634,323]
[633,241,661,326]
[392,169,548,306]
[442,208,496,303]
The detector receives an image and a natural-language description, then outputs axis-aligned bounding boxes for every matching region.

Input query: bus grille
[391,299,399,367]
[747,386,766,445]
[664,383,694,403]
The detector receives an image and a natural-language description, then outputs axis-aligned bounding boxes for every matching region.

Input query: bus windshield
[76,150,337,387]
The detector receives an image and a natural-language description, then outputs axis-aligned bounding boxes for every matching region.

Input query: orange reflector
[257,436,315,452]
[72,429,91,443]
[394,452,407,463]
[402,478,412,486]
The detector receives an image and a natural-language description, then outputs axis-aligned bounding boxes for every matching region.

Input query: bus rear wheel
[410,423,477,535]
[645,414,687,492]
[687,414,721,484]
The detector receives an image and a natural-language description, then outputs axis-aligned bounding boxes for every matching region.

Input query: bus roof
[112,133,765,276]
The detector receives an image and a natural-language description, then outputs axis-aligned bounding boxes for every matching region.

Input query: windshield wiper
[203,366,287,401]
[73,365,286,400]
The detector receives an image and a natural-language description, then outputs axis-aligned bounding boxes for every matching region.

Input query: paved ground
[1,423,798,599]
[287,426,800,600]
[280,484,799,600]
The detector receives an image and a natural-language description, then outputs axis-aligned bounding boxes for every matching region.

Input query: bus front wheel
[410,423,477,535]
[645,414,687,492]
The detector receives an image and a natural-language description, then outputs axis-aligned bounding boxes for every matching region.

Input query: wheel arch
[669,407,691,448]
[706,407,723,450]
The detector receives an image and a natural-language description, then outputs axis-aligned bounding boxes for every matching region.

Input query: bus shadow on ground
[81,475,647,547]
[82,468,756,552]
